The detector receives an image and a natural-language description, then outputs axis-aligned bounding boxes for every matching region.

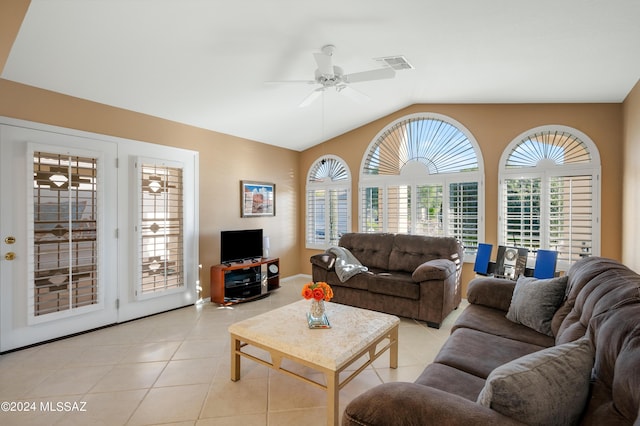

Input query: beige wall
[299,103,624,295]
[623,79,640,271]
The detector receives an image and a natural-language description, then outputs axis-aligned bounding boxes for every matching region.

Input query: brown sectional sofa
[310,232,464,328]
[343,256,640,425]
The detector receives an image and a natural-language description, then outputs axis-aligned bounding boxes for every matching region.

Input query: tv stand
[210,258,280,305]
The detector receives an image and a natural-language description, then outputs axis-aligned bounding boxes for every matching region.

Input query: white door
[115,147,199,322]
[0,124,119,352]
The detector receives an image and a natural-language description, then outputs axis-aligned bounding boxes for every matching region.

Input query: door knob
[4,236,16,244]
[4,252,15,261]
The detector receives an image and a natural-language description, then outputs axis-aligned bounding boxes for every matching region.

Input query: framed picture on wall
[240,181,276,217]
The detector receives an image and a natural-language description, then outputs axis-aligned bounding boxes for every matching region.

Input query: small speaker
[263,236,270,258]
[502,248,518,279]
[268,264,278,274]
[473,243,493,275]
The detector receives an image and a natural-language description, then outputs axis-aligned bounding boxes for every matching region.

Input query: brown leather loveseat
[310,232,464,328]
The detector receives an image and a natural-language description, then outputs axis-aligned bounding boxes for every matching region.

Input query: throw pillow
[506,275,568,336]
[477,337,594,426]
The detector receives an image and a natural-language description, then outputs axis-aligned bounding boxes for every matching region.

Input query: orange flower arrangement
[301,281,333,302]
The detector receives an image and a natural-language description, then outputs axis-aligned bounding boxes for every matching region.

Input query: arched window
[359,113,484,258]
[499,125,601,269]
[306,155,351,248]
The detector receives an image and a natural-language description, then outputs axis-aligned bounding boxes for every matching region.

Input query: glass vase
[309,299,325,320]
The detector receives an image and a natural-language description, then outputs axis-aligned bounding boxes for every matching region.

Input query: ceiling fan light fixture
[321,44,336,56]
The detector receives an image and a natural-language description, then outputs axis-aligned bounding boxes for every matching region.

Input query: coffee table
[228,299,400,426]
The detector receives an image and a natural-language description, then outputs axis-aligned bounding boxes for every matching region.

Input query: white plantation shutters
[136,160,185,298]
[499,127,600,266]
[361,117,478,175]
[387,185,411,234]
[416,184,444,236]
[306,156,351,249]
[307,188,326,245]
[360,114,483,258]
[31,151,101,320]
[448,181,479,247]
[503,177,542,249]
[361,186,383,233]
[549,175,594,261]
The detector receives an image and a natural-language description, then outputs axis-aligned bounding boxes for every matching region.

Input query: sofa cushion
[553,257,640,344]
[434,328,547,379]
[327,270,372,291]
[388,234,461,273]
[339,232,395,271]
[454,304,555,348]
[477,337,594,426]
[412,259,455,282]
[466,277,516,312]
[368,271,419,300]
[583,303,640,424]
[415,362,487,402]
[506,275,568,336]
[343,382,525,426]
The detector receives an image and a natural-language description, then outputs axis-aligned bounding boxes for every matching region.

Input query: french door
[0,119,199,352]
[0,124,118,351]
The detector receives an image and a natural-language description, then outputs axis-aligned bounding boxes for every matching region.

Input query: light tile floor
[0,275,467,425]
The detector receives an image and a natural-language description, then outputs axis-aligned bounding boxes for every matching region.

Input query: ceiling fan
[271,45,396,107]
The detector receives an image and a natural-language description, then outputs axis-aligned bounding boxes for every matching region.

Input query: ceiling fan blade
[298,88,324,108]
[338,85,370,104]
[343,67,395,83]
[313,52,334,77]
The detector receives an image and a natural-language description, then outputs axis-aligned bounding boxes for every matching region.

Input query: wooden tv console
[210,257,280,305]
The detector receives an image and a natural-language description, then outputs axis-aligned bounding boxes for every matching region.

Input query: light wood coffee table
[228,299,400,426]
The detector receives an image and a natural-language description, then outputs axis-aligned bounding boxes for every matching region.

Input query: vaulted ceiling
[3,0,640,151]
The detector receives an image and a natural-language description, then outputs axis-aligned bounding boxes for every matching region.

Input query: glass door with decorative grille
[136,159,185,299]
[115,148,198,323]
[0,124,118,352]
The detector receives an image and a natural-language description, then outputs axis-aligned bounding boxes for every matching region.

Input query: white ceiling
[3,0,640,151]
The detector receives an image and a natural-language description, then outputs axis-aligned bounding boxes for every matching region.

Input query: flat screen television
[220,229,263,263]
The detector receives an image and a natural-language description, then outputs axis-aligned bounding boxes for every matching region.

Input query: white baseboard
[280,273,312,282]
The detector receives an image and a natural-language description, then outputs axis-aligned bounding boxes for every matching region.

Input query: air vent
[374,55,414,70]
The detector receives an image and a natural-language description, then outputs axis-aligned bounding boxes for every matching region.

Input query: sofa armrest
[467,276,516,312]
[309,253,336,271]
[343,382,525,426]
[412,259,456,282]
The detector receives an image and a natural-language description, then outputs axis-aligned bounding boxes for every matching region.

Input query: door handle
[4,252,15,261]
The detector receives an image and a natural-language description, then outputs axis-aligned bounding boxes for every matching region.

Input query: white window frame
[359,113,484,262]
[305,155,351,250]
[498,125,601,271]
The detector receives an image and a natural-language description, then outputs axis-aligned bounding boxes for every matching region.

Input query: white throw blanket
[327,246,368,282]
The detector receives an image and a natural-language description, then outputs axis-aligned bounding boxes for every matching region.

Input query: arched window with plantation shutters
[359,113,484,259]
[305,155,351,249]
[499,125,601,270]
